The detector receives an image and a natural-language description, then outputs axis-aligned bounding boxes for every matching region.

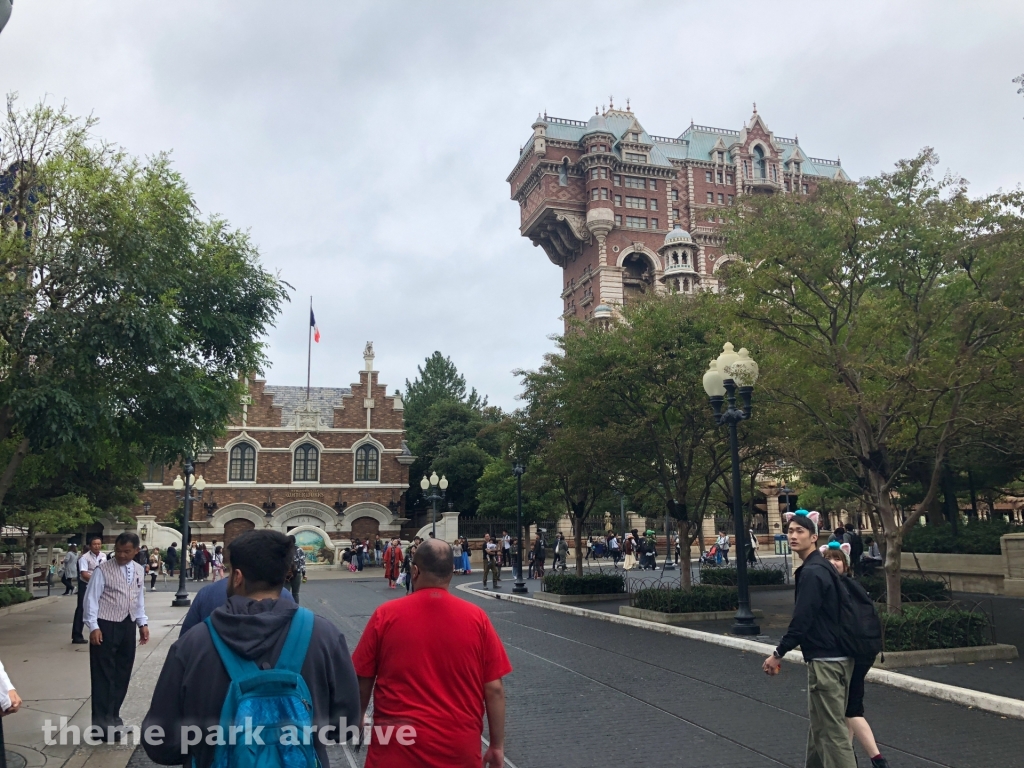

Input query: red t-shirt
[352,587,513,768]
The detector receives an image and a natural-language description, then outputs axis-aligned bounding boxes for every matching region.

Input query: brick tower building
[129,344,416,559]
[507,103,849,326]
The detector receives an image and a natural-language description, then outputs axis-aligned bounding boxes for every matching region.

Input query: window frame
[292,443,320,483]
[354,444,380,483]
[625,216,648,230]
[228,442,257,483]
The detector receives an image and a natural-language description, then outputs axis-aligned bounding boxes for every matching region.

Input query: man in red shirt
[352,538,512,768]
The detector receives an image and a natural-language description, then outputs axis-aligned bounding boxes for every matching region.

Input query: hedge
[903,519,1016,556]
[881,604,991,652]
[857,575,950,603]
[542,573,625,595]
[699,567,785,587]
[633,585,738,614]
[0,585,31,608]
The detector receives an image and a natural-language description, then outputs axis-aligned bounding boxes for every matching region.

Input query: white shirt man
[72,539,107,643]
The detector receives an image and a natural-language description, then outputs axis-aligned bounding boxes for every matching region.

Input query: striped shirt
[77,550,106,579]
[83,559,147,631]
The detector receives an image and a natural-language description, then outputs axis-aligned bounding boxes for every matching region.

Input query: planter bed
[875,643,1018,670]
[620,605,765,624]
[533,592,629,604]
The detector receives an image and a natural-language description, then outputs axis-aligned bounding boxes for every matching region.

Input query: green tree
[726,150,1024,610]
[0,98,289,542]
[475,454,561,523]
[403,353,500,516]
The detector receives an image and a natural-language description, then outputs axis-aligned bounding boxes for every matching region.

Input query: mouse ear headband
[783,509,820,535]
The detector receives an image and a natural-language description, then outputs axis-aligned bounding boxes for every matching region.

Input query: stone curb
[457,584,1024,721]
[619,605,765,624]
[533,592,629,604]
[875,643,1019,670]
[0,595,62,617]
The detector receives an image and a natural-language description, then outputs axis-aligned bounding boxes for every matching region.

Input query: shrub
[699,567,785,587]
[881,604,991,652]
[633,585,738,614]
[903,519,1016,556]
[542,573,625,595]
[857,575,949,603]
[0,585,31,608]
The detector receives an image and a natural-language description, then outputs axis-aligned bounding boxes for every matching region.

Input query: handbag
[397,573,407,586]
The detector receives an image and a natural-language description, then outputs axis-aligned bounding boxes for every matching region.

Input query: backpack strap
[275,607,314,674]
[204,616,260,680]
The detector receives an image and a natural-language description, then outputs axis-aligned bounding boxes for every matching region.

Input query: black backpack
[821,564,882,659]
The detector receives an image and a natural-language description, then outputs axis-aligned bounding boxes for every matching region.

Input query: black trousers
[288,573,302,605]
[89,617,137,730]
[72,579,88,640]
[1,711,7,768]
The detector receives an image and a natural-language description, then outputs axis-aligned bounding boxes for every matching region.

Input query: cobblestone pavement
[127,575,1024,768]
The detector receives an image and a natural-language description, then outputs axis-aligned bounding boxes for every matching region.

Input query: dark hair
[87,535,103,545]
[115,532,140,548]
[413,539,454,580]
[226,530,294,590]
[844,523,855,532]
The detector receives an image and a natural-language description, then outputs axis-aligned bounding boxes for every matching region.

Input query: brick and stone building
[507,102,850,327]
[126,345,417,559]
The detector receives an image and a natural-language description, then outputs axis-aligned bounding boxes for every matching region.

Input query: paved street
[298,576,1023,767]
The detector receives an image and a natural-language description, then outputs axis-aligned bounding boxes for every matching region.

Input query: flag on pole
[310,308,320,343]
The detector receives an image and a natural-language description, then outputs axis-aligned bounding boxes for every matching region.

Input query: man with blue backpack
[143,530,360,768]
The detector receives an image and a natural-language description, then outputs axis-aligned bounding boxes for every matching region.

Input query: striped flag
[310,308,320,343]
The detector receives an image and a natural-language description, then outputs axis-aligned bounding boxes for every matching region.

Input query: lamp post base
[512,582,528,594]
[731,617,761,636]
[171,596,192,607]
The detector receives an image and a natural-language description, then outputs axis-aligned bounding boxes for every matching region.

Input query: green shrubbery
[857,575,950,603]
[633,585,738,614]
[903,520,1016,556]
[0,585,31,608]
[881,604,991,652]
[542,573,625,595]
[699,567,785,587]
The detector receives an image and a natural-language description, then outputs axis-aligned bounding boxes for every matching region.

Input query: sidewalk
[1,584,187,768]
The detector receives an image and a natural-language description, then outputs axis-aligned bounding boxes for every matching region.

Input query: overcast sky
[1,1,1022,410]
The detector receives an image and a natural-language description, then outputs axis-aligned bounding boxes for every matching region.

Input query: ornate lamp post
[419,471,448,538]
[512,462,527,594]
[702,343,761,636]
[0,1,12,38]
[171,461,206,607]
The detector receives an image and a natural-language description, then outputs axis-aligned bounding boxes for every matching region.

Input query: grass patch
[0,585,32,608]
[857,575,950,603]
[633,585,738,614]
[881,604,991,651]
[903,520,1017,556]
[542,572,625,595]
[699,567,785,587]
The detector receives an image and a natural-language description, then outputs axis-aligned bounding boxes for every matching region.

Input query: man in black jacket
[142,530,360,768]
[763,510,856,768]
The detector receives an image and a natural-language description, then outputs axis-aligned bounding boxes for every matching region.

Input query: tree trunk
[679,523,693,589]
[573,515,584,577]
[882,528,902,614]
[24,521,36,592]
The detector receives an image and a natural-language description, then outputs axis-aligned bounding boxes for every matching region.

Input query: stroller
[700,544,720,566]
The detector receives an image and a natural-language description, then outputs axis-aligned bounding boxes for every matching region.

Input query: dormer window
[717,151,725,163]
[793,161,801,174]
[754,146,767,178]
[630,132,639,142]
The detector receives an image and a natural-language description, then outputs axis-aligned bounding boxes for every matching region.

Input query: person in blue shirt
[179,578,293,636]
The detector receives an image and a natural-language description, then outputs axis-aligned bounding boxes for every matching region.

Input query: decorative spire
[595,106,599,115]
[543,109,548,119]
[609,94,614,109]
[626,97,631,112]
[753,102,758,114]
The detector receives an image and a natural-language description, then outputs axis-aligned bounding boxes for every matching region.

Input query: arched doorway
[350,516,380,544]
[223,518,256,546]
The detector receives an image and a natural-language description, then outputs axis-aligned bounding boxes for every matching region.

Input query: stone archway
[223,518,256,546]
[350,516,380,544]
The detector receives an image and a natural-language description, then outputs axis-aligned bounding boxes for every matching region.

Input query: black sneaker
[72,638,88,645]
[871,757,890,768]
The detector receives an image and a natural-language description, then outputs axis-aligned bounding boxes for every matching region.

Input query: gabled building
[507,103,849,327]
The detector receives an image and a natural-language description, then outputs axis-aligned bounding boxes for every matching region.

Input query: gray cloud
[2,1,1022,409]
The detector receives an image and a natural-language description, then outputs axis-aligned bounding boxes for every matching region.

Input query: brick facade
[507,104,849,328]
[135,347,415,543]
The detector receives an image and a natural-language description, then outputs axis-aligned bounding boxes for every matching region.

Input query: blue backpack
[204,607,319,768]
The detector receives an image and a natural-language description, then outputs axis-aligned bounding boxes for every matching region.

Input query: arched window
[558,159,568,186]
[355,444,379,482]
[229,443,256,482]
[293,444,319,482]
[754,146,767,178]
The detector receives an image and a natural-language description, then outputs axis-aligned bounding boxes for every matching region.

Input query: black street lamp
[0,1,12,38]
[703,343,761,636]
[512,462,527,594]
[419,471,448,538]
[171,460,206,607]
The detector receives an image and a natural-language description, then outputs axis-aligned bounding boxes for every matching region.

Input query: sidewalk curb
[0,595,62,617]
[458,584,1024,721]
